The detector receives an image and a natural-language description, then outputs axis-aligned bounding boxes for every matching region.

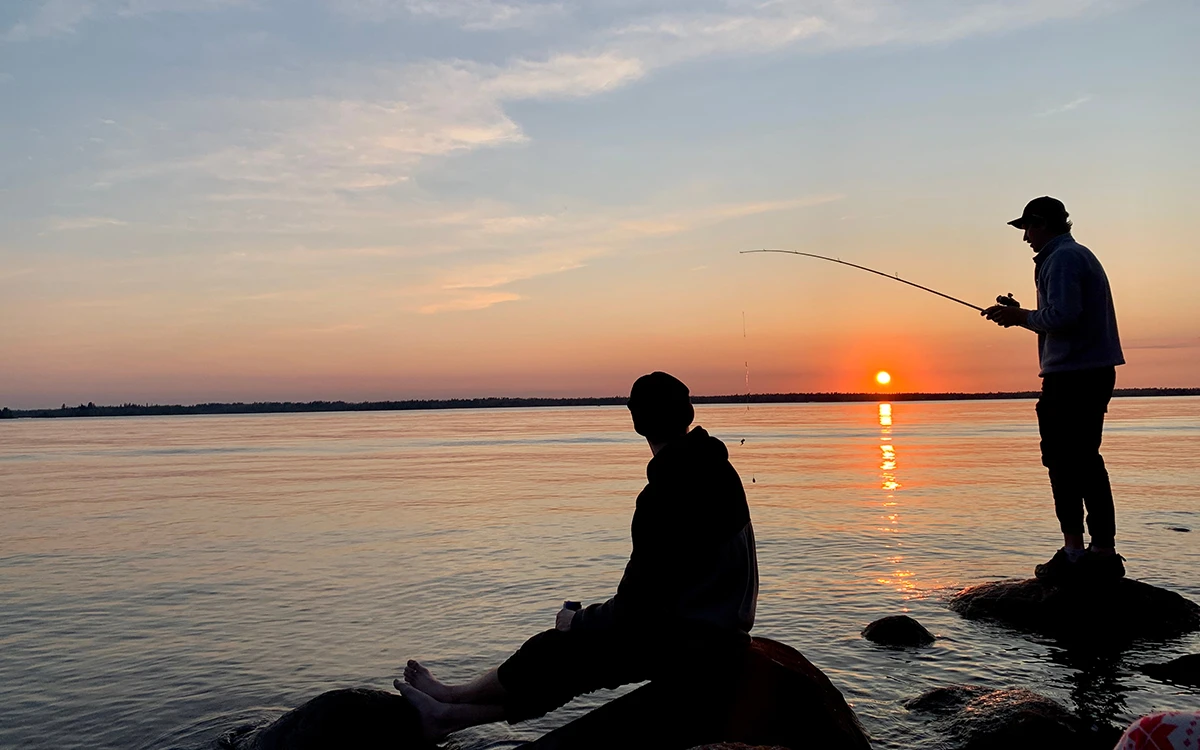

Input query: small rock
[862,615,935,647]
[903,685,990,715]
[219,688,429,750]
[948,577,1200,644]
[906,686,1116,750]
[1139,653,1200,687]
[688,745,788,750]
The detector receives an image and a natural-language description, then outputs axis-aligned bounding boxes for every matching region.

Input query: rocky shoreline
[217,576,1200,750]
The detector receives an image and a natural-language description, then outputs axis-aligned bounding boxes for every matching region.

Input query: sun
[875,370,892,386]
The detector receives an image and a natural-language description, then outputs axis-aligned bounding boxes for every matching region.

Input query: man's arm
[982,253,1082,332]
[570,596,619,631]
[1025,252,1083,333]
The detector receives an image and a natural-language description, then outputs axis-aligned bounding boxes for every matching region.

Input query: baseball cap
[1008,196,1068,229]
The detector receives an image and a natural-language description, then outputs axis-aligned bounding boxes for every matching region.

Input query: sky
[1,0,1198,408]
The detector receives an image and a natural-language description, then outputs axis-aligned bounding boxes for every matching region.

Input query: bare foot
[401,659,460,703]
[393,682,452,741]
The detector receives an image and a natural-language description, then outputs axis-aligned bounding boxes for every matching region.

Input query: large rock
[217,638,869,750]
[905,685,1119,750]
[523,637,872,750]
[218,688,430,750]
[948,577,1200,644]
[1139,653,1200,687]
[861,615,935,648]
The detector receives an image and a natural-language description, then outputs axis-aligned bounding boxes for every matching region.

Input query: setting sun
[876,371,892,386]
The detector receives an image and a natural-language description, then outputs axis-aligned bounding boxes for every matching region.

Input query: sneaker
[1077,548,1126,580]
[1034,548,1081,581]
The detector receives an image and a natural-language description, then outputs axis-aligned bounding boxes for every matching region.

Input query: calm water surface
[2,399,1199,749]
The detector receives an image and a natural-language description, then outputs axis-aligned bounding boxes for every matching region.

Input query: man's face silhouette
[1022,223,1058,253]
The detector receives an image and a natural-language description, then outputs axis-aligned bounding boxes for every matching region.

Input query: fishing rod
[740,249,1019,313]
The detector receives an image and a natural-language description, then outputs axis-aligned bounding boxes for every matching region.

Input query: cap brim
[1007,217,1027,228]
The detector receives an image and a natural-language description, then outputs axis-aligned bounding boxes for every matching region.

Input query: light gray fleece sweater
[1025,233,1125,376]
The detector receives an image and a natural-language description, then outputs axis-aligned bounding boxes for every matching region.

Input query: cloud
[419,290,522,314]
[0,267,36,282]
[1125,338,1200,351]
[69,1,1131,210]
[1036,94,1093,117]
[3,0,248,41]
[335,0,565,30]
[44,216,128,231]
[439,249,593,290]
[406,192,838,313]
[97,51,644,200]
[606,1,1137,69]
[615,194,845,238]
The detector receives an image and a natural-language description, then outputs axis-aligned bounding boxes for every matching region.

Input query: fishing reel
[996,293,1020,308]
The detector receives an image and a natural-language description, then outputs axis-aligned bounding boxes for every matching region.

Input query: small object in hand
[996,293,1020,307]
[563,600,582,611]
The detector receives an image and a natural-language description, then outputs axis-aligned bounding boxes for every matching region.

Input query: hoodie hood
[646,426,728,483]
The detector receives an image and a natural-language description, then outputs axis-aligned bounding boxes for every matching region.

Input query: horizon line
[4,387,1199,419]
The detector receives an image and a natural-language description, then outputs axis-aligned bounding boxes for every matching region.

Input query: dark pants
[496,626,744,724]
[1036,366,1117,548]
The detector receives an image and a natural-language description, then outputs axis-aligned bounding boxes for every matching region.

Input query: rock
[906,686,1117,750]
[1139,653,1200,687]
[687,745,788,750]
[903,685,991,714]
[948,577,1200,644]
[861,615,935,647]
[219,639,870,750]
[523,637,872,750]
[218,688,429,750]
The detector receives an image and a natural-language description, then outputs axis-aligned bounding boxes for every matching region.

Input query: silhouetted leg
[1080,368,1117,549]
[394,682,506,740]
[401,662,505,704]
[1038,377,1086,549]
[497,627,653,723]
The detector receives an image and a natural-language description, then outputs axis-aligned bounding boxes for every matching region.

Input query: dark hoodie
[571,426,758,637]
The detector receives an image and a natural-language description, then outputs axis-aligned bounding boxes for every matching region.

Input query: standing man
[982,197,1126,580]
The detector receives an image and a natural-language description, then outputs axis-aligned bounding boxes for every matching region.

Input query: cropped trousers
[495,624,744,724]
[1036,366,1117,548]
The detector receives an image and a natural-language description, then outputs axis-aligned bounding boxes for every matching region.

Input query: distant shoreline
[3,387,1198,419]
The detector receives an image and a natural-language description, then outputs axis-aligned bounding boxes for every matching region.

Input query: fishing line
[742,311,749,411]
[741,249,993,313]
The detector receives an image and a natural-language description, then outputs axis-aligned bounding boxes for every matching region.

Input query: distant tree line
[2,388,1197,420]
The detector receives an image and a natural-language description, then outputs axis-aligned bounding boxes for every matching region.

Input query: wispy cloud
[419,290,522,314]
[1125,337,1200,351]
[99,51,644,199]
[3,0,249,41]
[335,0,565,30]
[44,216,128,231]
[615,194,845,238]
[1036,94,1093,117]
[0,267,36,282]
[69,2,1131,214]
[407,192,838,313]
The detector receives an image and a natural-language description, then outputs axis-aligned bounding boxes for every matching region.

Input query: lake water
[2,399,1199,749]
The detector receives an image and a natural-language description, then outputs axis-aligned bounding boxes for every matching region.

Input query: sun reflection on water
[875,402,918,597]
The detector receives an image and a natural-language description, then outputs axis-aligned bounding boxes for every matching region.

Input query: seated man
[395,371,759,740]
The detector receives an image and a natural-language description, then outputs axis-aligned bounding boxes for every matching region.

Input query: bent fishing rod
[741,249,1019,313]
